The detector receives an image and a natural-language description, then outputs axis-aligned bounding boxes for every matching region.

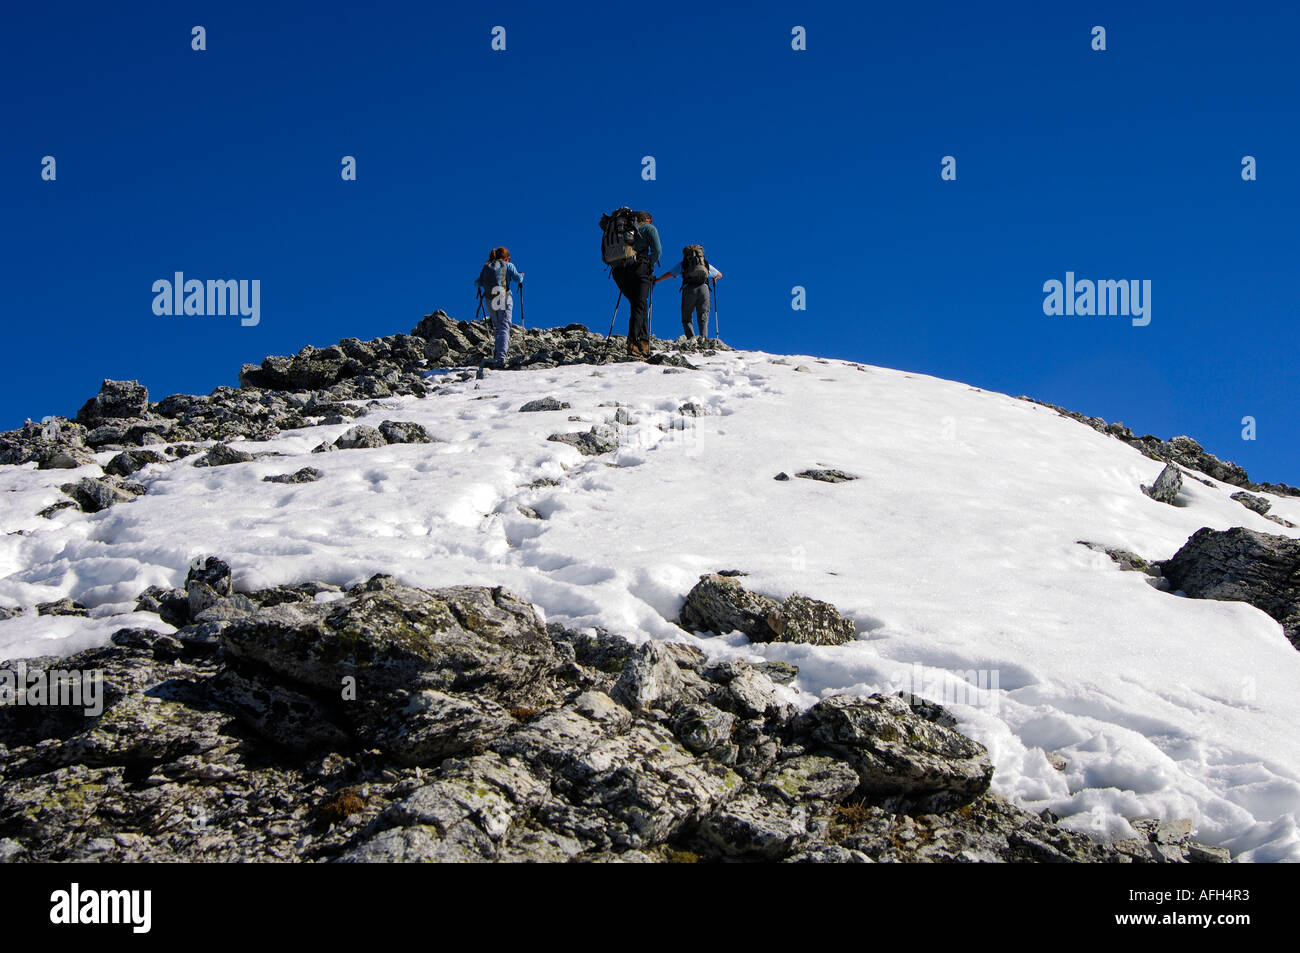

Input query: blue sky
[3,1,1297,482]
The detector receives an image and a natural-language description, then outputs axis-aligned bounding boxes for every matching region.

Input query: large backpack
[681,245,710,286]
[600,207,639,268]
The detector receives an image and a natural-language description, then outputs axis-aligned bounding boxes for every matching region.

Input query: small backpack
[600,207,639,268]
[682,245,710,286]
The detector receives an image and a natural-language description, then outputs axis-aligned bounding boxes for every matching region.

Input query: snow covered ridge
[1,314,1300,861]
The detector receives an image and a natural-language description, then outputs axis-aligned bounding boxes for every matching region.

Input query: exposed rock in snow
[194,443,254,467]
[1019,396,1299,497]
[1231,490,1271,516]
[547,425,619,456]
[795,469,858,484]
[58,476,141,512]
[680,573,855,646]
[263,467,323,485]
[519,397,570,413]
[378,420,434,445]
[333,425,386,450]
[1162,527,1300,649]
[35,445,97,470]
[1142,463,1182,504]
[0,575,1191,863]
[105,449,164,476]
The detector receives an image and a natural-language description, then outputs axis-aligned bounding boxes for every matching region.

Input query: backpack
[478,260,512,293]
[681,245,710,286]
[600,207,639,268]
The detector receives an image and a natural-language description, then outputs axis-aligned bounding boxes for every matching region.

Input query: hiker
[602,209,661,358]
[656,245,722,339]
[475,247,524,367]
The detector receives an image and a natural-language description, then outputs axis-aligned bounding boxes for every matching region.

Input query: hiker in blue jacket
[475,247,524,367]
[656,246,721,339]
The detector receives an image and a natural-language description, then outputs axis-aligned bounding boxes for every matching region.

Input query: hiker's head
[489,247,510,263]
[635,211,652,224]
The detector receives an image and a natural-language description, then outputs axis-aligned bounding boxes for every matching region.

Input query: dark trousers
[681,282,710,338]
[613,260,654,346]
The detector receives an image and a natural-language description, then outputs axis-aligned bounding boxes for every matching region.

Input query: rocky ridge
[1017,396,1299,497]
[0,566,1229,863]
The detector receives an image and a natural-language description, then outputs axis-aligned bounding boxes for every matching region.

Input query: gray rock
[378,420,434,444]
[58,477,137,513]
[611,641,684,711]
[669,703,736,753]
[797,693,994,812]
[134,586,190,627]
[547,425,620,456]
[194,443,254,467]
[1142,463,1182,504]
[333,425,386,450]
[795,469,858,483]
[1161,526,1300,648]
[519,397,571,413]
[1230,490,1271,516]
[680,574,782,640]
[693,790,816,860]
[263,467,323,484]
[1079,540,1155,574]
[76,379,149,424]
[36,445,97,470]
[0,574,1166,864]
[104,449,165,476]
[766,594,856,646]
[1186,842,1231,863]
[36,598,89,618]
[680,574,855,646]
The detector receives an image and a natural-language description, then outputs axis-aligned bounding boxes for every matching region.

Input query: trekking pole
[475,289,484,321]
[518,283,525,329]
[605,291,622,338]
[601,291,623,363]
[712,279,719,340]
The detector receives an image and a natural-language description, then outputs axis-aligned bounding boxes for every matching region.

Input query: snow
[3,349,1300,860]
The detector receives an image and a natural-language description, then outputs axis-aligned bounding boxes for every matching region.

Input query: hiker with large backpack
[475,247,524,367]
[599,208,661,358]
[656,245,722,339]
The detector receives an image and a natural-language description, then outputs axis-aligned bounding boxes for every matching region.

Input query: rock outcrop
[1141,463,1182,505]
[1161,527,1300,649]
[0,571,1205,863]
[1018,397,1299,497]
[680,573,856,646]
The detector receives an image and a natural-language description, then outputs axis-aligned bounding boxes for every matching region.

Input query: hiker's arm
[655,269,676,283]
[646,225,662,265]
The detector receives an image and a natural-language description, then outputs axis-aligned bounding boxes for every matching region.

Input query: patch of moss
[318,790,365,825]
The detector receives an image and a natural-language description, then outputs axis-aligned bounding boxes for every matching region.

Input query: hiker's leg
[627,270,650,347]
[494,297,512,364]
[636,261,655,346]
[696,285,710,339]
[680,289,694,338]
[613,266,640,348]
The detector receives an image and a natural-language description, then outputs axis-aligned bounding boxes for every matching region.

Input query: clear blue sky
[3,1,1297,483]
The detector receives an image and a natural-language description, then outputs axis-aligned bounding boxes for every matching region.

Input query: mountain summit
[1,315,1298,862]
